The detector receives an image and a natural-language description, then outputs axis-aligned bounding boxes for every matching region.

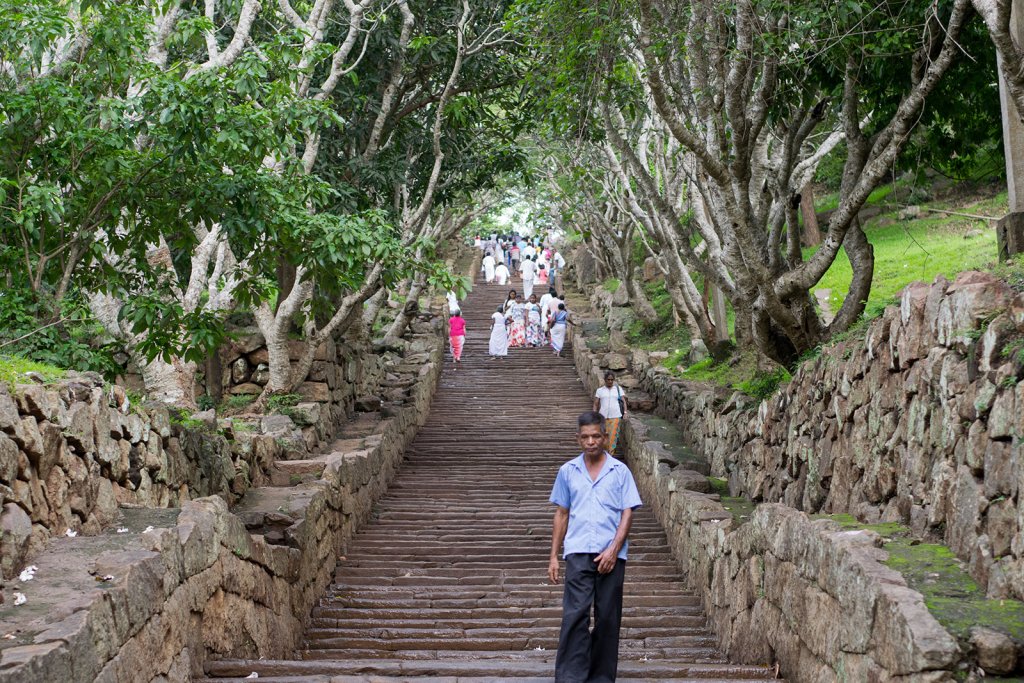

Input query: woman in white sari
[550,303,572,357]
[489,306,509,357]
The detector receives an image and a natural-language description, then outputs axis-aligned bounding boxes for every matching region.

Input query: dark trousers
[555,553,626,683]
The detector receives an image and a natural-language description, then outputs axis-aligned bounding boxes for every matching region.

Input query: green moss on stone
[707,477,729,496]
[816,514,1024,647]
[721,495,757,525]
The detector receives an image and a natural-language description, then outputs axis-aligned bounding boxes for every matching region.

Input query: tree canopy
[0,0,1018,398]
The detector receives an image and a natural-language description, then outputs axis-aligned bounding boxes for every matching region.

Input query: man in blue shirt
[548,411,643,683]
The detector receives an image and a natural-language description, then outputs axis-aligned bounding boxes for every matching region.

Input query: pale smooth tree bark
[615,0,973,365]
[87,0,260,404]
[253,0,507,404]
[90,229,240,407]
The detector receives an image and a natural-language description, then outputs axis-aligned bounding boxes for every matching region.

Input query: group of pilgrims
[480,234,572,359]
[445,233,630,453]
[486,285,573,359]
[444,234,574,370]
[478,234,566,299]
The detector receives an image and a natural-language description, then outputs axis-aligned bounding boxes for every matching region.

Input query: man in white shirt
[593,371,627,454]
[523,243,537,260]
[551,250,566,284]
[495,261,510,285]
[520,256,537,298]
[482,252,496,283]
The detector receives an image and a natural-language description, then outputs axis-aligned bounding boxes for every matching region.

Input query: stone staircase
[200,277,778,682]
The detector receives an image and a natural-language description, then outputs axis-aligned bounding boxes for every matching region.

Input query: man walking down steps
[549,411,643,683]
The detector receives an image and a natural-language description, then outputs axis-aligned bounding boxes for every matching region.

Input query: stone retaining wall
[603,271,1024,602]
[0,378,273,579]
[0,314,446,682]
[625,422,961,682]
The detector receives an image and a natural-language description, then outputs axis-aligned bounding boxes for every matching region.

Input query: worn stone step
[204,658,778,679]
[308,604,706,620]
[202,678,777,683]
[271,459,330,486]
[306,613,709,630]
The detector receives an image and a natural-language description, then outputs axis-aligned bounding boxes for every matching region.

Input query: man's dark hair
[578,411,606,431]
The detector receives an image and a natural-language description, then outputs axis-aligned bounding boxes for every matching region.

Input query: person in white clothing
[539,288,554,335]
[520,256,537,298]
[483,252,496,283]
[489,306,509,357]
[495,262,510,285]
[593,371,628,454]
[552,250,566,283]
[522,243,537,260]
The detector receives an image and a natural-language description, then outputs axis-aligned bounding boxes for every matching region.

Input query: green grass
[819,514,1024,646]
[807,192,1003,314]
[602,278,621,293]
[674,354,789,400]
[221,394,255,412]
[815,183,898,214]
[626,281,693,351]
[707,477,758,524]
[0,355,66,390]
[673,351,760,388]
[267,393,302,411]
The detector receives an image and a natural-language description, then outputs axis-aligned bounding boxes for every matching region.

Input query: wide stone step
[302,628,716,646]
[308,605,707,621]
[202,678,777,683]
[316,595,703,610]
[298,638,723,655]
[204,657,779,679]
[306,613,709,630]
[332,566,686,580]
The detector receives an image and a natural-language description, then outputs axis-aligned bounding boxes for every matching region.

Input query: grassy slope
[809,191,1005,315]
[0,355,67,390]
[635,182,1008,390]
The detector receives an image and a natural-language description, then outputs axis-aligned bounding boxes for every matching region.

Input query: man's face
[577,424,605,458]
[605,376,614,388]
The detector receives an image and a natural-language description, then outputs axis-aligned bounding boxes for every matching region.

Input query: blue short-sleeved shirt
[549,453,643,560]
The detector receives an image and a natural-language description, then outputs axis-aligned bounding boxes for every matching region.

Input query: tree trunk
[276,259,296,314]
[205,346,223,403]
[384,273,427,343]
[90,291,201,407]
[800,183,822,246]
[627,273,658,325]
[134,353,199,409]
[362,288,388,336]
[710,285,730,343]
[261,322,294,398]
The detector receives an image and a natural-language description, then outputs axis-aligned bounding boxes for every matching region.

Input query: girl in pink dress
[449,311,466,367]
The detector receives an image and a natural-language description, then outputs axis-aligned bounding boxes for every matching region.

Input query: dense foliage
[1,0,524,401]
